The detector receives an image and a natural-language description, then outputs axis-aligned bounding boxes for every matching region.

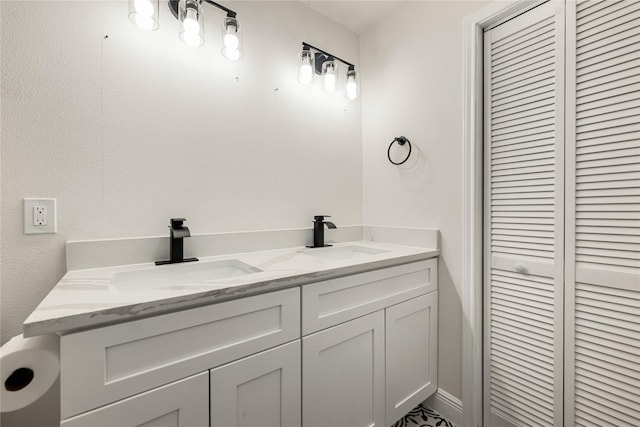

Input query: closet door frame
[462,1,553,427]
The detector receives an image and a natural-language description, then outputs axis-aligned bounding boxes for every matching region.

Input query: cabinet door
[60,372,208,427]
[210,341,301,427]
[302,311,385,427]
[385,292,438,426]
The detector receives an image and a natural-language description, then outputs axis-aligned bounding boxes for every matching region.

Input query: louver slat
[575,359,640,389]
[493,90,555,115]
[576,33,640,66]
[577,19,640,55]
[494,103,555,127]
[577,90,640,118]
[577,1,640,36]
[576,0,619,20]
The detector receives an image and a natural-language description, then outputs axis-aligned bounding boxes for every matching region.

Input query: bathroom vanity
[24,239,439,427]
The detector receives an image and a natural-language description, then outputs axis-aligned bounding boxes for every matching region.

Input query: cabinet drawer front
[61,287,300,419]
[302,259,436,334]
[61,372,208,427]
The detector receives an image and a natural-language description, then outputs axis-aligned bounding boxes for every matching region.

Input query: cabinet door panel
[303,311,385,427]
[386,292,438,426]
[210,341,301,427]
[60,372,208,427]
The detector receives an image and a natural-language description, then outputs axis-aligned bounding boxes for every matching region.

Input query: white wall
[360,0,489,401]
[1,0,494,423]
[1,0,361,348]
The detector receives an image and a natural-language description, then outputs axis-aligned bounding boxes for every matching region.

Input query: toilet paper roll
[1,333,60,413]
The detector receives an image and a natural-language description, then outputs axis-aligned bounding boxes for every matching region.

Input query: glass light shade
[298,49,315,85]
[322,60,337,93]
[345,69,359,100]
[128,0,159,31]
[179,0,204,47]
[221,17,243,60]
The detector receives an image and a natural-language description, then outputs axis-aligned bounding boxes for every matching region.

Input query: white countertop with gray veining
[23,241,438,337]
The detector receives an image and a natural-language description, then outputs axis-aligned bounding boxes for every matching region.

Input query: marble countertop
[23,241,438,337]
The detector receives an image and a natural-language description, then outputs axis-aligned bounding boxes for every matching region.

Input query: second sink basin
[111,259,262,293]
[302,245,389,261]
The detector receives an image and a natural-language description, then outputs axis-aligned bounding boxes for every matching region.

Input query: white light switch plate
[24,198,57,234]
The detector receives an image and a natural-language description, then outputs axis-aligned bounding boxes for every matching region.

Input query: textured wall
[2,2,360,425]
[360,0,489,401]
[1,0,495,424]
[1,0,361,347]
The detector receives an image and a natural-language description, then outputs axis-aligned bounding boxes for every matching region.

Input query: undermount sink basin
[302,245,389,261]
[110,259,262,293]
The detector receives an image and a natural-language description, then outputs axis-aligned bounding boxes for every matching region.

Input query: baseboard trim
[424,388,463,426]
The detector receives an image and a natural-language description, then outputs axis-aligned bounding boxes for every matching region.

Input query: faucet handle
[314,215,331,222]
[170,218,186,228]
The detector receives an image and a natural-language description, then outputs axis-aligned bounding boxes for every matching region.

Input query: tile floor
[391,404,456,427]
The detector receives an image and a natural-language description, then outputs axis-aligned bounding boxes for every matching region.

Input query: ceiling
[303,1,405,35]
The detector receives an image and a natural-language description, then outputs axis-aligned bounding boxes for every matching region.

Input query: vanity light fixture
[129,0,243,60]
[298,42,359,100]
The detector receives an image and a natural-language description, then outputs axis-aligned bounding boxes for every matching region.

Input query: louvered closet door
[483,2,565,426]
[565,0,640,426]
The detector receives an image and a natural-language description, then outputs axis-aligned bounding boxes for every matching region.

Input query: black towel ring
[387,136,412,165]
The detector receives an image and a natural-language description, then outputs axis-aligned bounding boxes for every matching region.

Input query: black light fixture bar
[169,0,237,20]
[302,42,355,70]
[204,0,236,17]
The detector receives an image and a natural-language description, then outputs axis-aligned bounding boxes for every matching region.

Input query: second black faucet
[155,218,199,265]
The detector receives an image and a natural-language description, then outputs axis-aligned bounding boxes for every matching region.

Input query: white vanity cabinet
[301,259,438,427]
[58,257,438,427]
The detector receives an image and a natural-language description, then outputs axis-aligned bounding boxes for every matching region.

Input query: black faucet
[307,215,337,248]
[155,218,199,265]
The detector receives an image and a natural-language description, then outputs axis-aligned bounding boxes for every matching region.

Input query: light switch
[24,198,57,234]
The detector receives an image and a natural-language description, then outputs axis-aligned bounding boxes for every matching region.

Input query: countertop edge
[23,249,439,337]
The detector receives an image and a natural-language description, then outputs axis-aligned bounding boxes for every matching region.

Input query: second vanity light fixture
[298,42,359,100]
[128,0,242,60]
